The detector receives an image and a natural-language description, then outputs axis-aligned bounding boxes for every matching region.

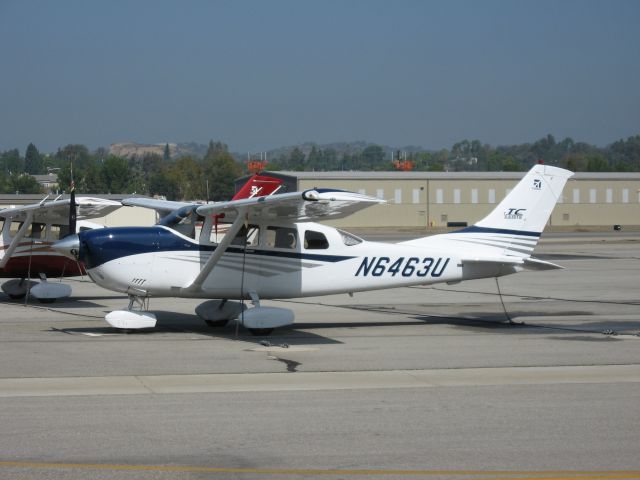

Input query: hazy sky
[1,0,639,154]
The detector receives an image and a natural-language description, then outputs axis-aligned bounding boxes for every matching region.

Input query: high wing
[0,196,121,224]
[196,188,385,222]
[120,173,286,218]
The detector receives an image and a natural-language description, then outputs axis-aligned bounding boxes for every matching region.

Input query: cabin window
[338,229,362,246]
[209,222,226,244]
[231,224,260,247]
[304,230,329,249]
[31,223,45,239]
[266,226,297,249]
[49,225,62,240]
[10,221,23,237]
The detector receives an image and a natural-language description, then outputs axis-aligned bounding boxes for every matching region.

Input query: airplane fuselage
[0,223,85,279]
[78,222,470,299]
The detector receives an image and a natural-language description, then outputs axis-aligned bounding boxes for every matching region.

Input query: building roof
[274,170,640,181]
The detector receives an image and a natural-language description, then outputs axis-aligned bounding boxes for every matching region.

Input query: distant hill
[109,142,209,159]
[264,141,427,161]
[109,141,428,161]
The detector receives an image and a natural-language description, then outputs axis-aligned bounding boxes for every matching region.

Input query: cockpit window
[231,224,260,247]
[338,229,363,246]
[304,230,329,249]
[266,226,297,249]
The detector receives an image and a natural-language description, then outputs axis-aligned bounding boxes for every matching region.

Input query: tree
[102,155,131,193]
[85,163,106,192]
[170,156,205,200]
[202,143,241,201]
[142,154,163,174]
[307,145,321,170]
[586,155,610,172]
[563,153,588,172]
[361,145,385,170]
[24,143,43,174]
[0,149,22,174]
[531,134,556,161]
[54,144,92,171]
[163,143,171,161]
[9,173,42,194]
[149,171,180,200]
[287,147,305,170]
[607,135,640,171]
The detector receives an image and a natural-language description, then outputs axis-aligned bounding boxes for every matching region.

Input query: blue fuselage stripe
[452,226,541,237]
[78,227,354,268]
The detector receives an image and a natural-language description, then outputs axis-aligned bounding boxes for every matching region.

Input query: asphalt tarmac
[0,232,639,479]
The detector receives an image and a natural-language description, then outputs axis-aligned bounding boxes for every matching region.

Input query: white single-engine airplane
[54,164,572,334]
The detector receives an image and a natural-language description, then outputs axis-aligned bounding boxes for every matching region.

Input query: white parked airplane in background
[0,195,121,301]
[54,164,573,334]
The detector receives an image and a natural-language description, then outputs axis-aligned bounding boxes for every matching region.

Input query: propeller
[67,178,77,237]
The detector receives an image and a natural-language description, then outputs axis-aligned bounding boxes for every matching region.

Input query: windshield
[338,229,363,246]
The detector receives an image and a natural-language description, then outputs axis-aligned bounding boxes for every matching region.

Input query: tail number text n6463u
[355,257,450,278]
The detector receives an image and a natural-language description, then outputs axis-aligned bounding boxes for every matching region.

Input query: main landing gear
[1,275,71,303]
[195,293,295,336]
[195,299,246,327]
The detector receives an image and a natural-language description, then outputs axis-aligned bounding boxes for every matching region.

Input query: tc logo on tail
[504,208,526,220]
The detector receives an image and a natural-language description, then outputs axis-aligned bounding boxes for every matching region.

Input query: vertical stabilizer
[232,174,283,200]
[473,164,573,234]
[401,164,573,258]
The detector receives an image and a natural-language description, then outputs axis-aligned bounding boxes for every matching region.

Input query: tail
[403,164,573,263]
[232,174,283,200]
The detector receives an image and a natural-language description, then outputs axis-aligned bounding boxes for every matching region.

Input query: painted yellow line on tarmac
[1,461,639,478]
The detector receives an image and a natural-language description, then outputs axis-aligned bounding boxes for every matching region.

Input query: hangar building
[238,170,640,230]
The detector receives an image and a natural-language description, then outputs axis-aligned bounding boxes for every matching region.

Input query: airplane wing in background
[196,188,385,222]
[120,173,286,220]
[120,198,194,218]
[0,197,121,224]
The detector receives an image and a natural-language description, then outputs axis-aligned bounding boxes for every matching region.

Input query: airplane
[0,195,121,301]
[53,164,573,334]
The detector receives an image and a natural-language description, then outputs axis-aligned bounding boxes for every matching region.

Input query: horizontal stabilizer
[523,257,564,271]
[462,256,563,271]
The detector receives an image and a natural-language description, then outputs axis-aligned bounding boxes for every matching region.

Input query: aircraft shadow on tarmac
[1,293,126,309]
[51,308,639,342]
[411,311,640,337]
[55,310,344,344]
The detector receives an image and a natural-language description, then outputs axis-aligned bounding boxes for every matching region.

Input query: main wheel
[248,328,274,336]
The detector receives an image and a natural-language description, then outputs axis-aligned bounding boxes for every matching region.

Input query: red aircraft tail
[232,174,283,200]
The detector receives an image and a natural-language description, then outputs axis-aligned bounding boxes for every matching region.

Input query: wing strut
[0,211,34,268]
[183,208,247,293]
